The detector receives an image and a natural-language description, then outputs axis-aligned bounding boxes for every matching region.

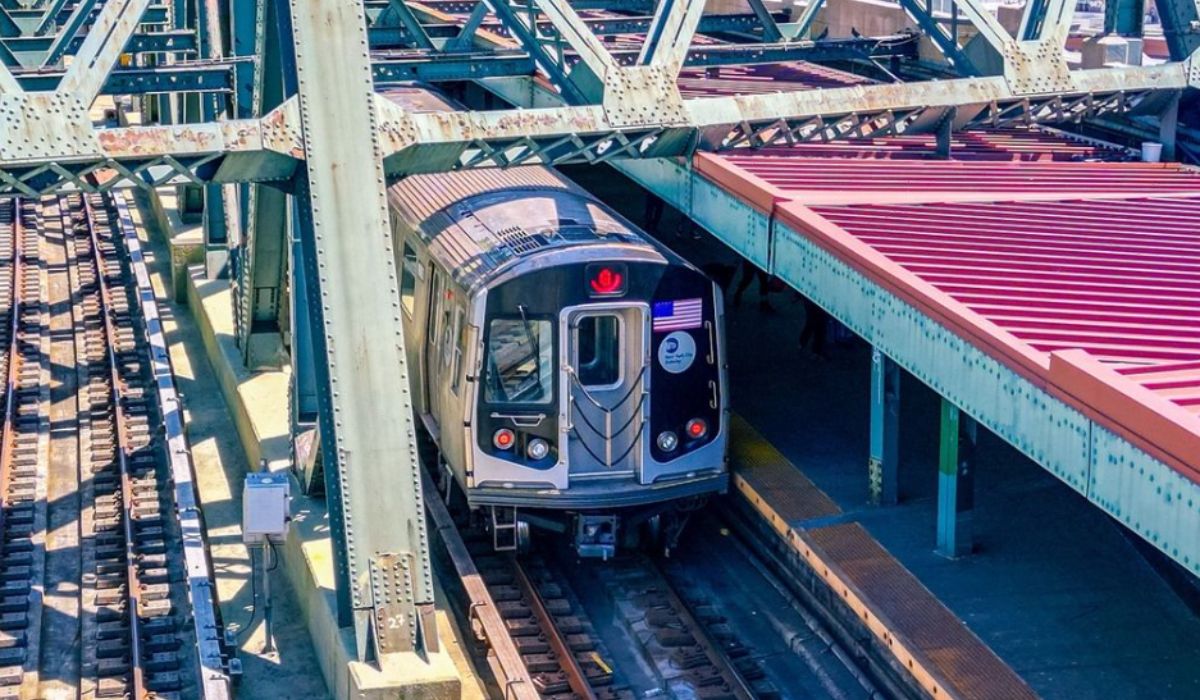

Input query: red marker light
[493,428,515,450]
[586,263,627,297]
[686,418,708,439]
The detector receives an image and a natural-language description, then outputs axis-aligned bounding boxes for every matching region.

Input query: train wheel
[515,520,533,554]
[644,515,663,552]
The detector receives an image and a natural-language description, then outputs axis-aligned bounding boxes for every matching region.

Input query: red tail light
[686,418,708,439]
[493,428,515,450]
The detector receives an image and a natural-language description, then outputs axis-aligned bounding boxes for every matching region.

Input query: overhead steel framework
[0,0,1196,669]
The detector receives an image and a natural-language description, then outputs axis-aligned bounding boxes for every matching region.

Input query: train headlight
[685,418,708,440]
[493,428,515,450]
[526,438,550,461]
[657,431,679,453]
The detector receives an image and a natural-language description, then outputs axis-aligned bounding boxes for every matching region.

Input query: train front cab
[472,252,729,557]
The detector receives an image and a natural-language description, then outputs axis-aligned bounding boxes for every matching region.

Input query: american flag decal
[652,298,703,332]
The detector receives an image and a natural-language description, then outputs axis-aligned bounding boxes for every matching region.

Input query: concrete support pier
[139,189,483,700]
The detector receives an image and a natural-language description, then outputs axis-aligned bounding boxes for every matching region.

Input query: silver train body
[384,87,728,556]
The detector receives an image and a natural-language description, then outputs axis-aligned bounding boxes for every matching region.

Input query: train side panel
[390,203,480,485]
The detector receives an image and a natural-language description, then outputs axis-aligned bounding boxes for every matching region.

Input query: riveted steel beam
[1156,0,1200,59]
[640,0,708,68]
[57,0,153,100]
[897,0,978,74]
[42,0,98,65]
[37,2,168,37]
[744,0,783,42]
[0,53,1193,191]
[1,28,196,68]
[32,0,71,36]
[14,59,238,94]
[442,0,489,51]
[283,0,435,661]
[370,36,901,83]
[238,0,291,370]
[366,12,787,49]
[378,0,435,49]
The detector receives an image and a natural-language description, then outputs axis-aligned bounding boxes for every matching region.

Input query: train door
[561,304,648,480]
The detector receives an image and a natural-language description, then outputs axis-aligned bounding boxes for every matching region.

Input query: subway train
[384,86,728,557]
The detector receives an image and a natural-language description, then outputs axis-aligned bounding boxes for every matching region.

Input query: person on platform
[732,259,776,312]
[798,296,830,360]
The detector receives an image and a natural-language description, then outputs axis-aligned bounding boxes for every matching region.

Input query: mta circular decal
[658,331,697,374]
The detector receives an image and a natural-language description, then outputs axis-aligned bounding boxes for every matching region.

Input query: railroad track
[470,545,629,700]
[0,197,49,696]
[598,555,766,700]
[0,193,231,700]
[427,477,770,700]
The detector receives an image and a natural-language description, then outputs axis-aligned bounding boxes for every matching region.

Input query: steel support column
[936,399,975,558]
[868,347,900,506]
[1154,0,1200,59]
[200,0,230,278]
[239,0,290,368]
[284,0,435,661]
[289,192,320,492]
[1160,91,1179,161]
[1104,0,1146,35]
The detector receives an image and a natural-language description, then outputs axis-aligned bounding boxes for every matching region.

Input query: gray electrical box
[243,473,290,544]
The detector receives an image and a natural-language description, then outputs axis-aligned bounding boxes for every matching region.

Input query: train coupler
[575,514,618,559]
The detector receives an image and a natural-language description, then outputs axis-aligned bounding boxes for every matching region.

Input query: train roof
[381,86,674,291]
[389,168,664,291]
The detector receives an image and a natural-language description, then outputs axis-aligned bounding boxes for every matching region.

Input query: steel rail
[110,192,232,700]
[509,556,599,700]
[421,468,538,700]
[0,197,20,534]
[644,555,756,700]
[83,195,148,700]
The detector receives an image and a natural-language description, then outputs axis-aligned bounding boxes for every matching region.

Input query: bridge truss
[0,0,1195,666]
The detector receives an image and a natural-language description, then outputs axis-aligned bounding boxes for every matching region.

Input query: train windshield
[484,318,554,405]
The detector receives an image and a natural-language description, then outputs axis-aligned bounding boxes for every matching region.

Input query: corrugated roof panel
[1116,361,1200,415]
[809,196,1200,365]
[717,158,1200,194]
[705,128,1200,478]
[733,130,1129,160]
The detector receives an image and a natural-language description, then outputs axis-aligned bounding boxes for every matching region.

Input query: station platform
[565,161,1200,698]
[728,415,1037,700]
[719,295,1200,700]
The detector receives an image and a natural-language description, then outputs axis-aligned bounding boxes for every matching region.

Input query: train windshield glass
[485,318,553,405]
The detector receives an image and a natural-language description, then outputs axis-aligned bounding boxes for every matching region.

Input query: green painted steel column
[868,347,900,505]
[1155,0,1200,59]
[936,399,974,558]
[1105,0,1146,36]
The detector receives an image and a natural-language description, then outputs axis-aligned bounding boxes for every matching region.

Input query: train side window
[576,315,621,388]
[441,304,454,368]
[451,307,466,395]
[484,318,553,405]
[400,243,418,315]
